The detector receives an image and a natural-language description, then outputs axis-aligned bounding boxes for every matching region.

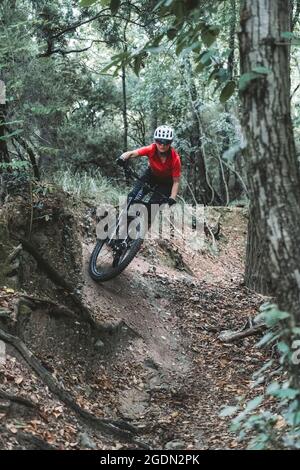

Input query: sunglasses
[155,139,172,145]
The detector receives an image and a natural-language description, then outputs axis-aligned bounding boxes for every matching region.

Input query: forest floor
[0,200,270,450]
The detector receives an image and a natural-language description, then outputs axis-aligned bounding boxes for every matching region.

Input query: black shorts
[128,167,172,204]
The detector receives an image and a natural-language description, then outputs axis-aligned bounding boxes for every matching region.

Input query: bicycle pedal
[119,240,128,250]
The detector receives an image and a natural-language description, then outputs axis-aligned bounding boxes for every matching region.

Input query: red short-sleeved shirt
[137,143,181,179]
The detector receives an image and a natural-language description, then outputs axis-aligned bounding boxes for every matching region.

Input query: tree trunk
[0,109,9,163]
[228,0,237,80]
[121,61,128,152]
[239,0,300,316]
[121,19,129,153]
[184,58,221,205]
[0,85,9,164]
[150,101,158,138]
[244,203,270,293]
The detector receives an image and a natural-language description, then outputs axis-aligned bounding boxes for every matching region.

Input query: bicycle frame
[124,166,169,202]
[107,165,169,242]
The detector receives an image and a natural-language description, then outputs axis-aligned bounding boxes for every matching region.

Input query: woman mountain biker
[89,126,181,282]
[117,125,181,209]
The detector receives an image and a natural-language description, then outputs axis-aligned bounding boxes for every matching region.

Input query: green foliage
[1,0,244,204]
[0,160,30,172]
[239,72,261,92]
[110,0,121,15]
[239,67,270,92]
[0,129,23,141]
[220,303,300,449]
[256,303,290,328]
[0,0,127,174]
[79,0,119,13]
[281,31,300,46]
[96,0,226,88]
[79,0,99,6]
[0,160,33,194]
[195,50,213,72]
[251,66,270,75]
[201,24,220,47]
[51,167,124,205]
[220,80,236,103]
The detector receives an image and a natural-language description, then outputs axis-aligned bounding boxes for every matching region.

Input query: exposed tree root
[0,327,149,448]
[17,295,140,345]
[0,389,40,420]
[18,296,80,321]
[0,389,39,410]
[218,324,266,343]
[14,431,57,450]
[20,238,74,292]
[0,425,56,450]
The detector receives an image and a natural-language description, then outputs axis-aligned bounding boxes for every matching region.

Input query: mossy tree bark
[240,0,300,317]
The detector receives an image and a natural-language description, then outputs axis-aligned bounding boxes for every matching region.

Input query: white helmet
[154,125,174,142]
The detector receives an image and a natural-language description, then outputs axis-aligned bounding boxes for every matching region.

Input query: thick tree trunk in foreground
[239,0,300,317]
[244,203,270,293]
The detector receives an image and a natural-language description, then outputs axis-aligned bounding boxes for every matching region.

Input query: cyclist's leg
[126,168,152,238]
[148,180,173,228]
[128,167,151,202]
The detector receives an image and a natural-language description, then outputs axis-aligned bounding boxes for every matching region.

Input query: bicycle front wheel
[89,235,143,282]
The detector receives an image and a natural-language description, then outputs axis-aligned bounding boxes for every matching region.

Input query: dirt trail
[0,205,267,450]
[78,208,266,449]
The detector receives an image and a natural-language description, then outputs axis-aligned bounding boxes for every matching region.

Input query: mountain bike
[89,164,168,282]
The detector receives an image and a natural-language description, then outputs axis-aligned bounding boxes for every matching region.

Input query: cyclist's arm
[121,144,153,161]
[170,177,180,199]
[120,150,141,160]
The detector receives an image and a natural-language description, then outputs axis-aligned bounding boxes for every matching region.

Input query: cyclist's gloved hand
[168,197,176,207]
[116,156,128,168]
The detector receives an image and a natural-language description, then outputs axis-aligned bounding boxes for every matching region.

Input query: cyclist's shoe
[167,197,176,207]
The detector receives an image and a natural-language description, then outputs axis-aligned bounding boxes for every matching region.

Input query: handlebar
[117,159,169,203]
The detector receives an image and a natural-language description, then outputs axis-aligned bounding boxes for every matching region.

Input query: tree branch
[38,41,100,58]
[0,389,38,411]
[50,9,111,40]
[218,324,266,343]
